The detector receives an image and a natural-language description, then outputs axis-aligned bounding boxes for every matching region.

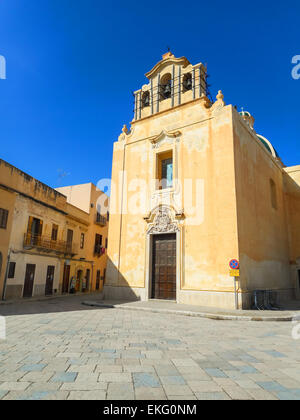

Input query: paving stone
[75,373,99,382]
[123,365,154,373]
[168,395,197,400]
[0,371,27,381]
[20,372,53,382]
[133,373,161,388]
[0,390,8,399]
[159,375,186,385]
[27,383,62,392]
[222,386,253,400]
[154,365,180,375]
[68,391,106,400]
[20,364,47,372]
[172,359,198,367]
[275,391,300,400]
[246,389,278,400]
[135,387,167,400]
[204,368,227,378]
[95,365,123,373]
[0,382,31,391]
[61,382,107,391]
[68,365,96,373]
[238,365,259,374]
[195,392,230,400]
[107,383,134,400]
[98,373,132,383]
[187,380,222,393]
[51,372,77,383]
[257,381,287,392]
[163,385,193,396]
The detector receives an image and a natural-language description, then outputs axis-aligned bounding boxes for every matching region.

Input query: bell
[163,83,171,98]
[143,95,149,106]
[184,77,192,91]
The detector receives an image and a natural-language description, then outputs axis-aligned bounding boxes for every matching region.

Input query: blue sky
[0,0,299,189]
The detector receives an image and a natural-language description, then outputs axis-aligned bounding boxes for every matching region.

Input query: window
[94,234,103,255]
[66,229,73,252]
[0,208,8,229]
[51,224,58,241]
[8,262,16,279]
[80,233,85,249]
[105,238,108,249]
[26,217,43,245]
[67,229,73,244]
[270,179,277,210]
[96,270,101,290]
[107,211,110,222]
[157,151,173,190]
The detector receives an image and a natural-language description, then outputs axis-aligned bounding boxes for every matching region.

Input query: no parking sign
[229,259,239,270]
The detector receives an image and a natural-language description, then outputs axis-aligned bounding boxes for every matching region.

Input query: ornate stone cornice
[149,129,182,147]
[145,56,190,79]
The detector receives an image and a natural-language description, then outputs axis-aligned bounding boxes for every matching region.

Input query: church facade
[105,52,300,309]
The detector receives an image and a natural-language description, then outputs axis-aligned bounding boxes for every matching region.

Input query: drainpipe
[2,248,11,301]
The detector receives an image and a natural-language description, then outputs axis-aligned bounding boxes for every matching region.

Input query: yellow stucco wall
[233,110,293,303]
[0,186,16,298]
[106,76,242,308]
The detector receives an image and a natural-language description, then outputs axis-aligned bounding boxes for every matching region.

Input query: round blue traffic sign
[229,259,239,269]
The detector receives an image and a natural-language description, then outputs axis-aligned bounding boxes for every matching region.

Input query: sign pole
[229,259,240,310]
[234,277,238,310]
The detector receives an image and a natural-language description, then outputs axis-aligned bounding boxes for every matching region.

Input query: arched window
[141,91,150,108]
[183,73,192,92]
[159,73,172,100]
[270,179,277,210]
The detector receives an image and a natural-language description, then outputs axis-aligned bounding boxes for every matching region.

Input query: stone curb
[81,301,294,322]
[0,292,102,306]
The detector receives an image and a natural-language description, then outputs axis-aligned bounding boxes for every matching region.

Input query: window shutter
[27,216,33,234]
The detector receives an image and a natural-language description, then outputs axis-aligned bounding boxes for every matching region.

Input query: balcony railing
[94,244,106,256]
[95,214,107,226]
[24,233,78,255]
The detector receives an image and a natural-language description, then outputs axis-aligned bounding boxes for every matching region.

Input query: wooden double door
[151,234,176,300]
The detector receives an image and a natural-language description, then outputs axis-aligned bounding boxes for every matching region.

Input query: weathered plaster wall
[0,187,16,297]
[106,95,241,308]
[233,110,293,304]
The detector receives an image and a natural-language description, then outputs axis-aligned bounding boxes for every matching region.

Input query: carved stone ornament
[147,207,179,234]
[149,129,181,149]
[211,90,226,115]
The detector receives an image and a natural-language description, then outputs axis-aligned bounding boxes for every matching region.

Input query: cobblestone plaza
[0,295,300,400]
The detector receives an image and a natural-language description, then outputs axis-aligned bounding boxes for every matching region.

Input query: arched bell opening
[159,73,172,101]
[141,91,150,108]
[182,72,192,92]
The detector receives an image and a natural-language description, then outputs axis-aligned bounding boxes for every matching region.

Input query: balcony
[95,214,107,226]
[94,244,106,257]
[24,233,78,256]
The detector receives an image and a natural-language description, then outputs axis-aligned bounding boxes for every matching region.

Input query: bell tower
[133,51,207,121]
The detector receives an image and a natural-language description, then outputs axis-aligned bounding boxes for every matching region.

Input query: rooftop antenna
[204,62,214,103]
